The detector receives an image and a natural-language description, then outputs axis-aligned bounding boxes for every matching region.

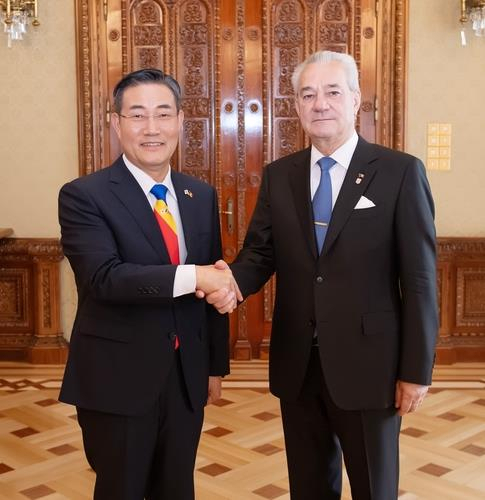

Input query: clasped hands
[195,260,242,313]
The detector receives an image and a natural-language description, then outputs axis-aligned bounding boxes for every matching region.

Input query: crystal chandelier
[460,0,485,45]
[0,0,39,48]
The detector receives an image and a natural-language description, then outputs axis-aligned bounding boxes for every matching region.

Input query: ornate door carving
[75,0,407,359]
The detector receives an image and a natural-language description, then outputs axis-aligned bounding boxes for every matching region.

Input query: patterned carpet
[1,361,485,499]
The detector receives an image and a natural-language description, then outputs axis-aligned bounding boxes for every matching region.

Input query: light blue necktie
[313,157,336,253]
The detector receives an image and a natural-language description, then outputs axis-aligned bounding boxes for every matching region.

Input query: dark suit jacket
[58,157,229,416]
[232,137,438,410]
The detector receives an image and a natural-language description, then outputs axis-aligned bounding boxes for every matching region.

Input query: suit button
[308,319,315,327]
[316,276,324,284]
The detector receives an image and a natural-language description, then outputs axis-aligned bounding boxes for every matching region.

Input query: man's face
[112,83,183,176]
[295,60,361,153]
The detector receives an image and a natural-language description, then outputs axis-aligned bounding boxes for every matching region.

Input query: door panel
[75,0,407,359]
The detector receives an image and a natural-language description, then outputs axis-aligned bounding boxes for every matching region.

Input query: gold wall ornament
[460,0,485,45]
[0,0,39,48]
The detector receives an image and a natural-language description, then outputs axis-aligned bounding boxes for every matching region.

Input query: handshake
[195,260,243,313]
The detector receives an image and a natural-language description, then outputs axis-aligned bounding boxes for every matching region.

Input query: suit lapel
[108,158,171,262]
[321,137,378,255]
[171,172,197,263]
[288,148,318,260]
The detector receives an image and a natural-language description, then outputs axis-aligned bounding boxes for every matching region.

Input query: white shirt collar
[310,130,359,170]
[122,154,177,200]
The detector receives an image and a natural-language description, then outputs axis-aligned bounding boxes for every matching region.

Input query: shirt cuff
[173,265,196,297]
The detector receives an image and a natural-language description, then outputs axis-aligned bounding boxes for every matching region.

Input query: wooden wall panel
[176,0,215,184]
[436,238,485,363]
[0,267,31,332]
[2,240,483,364]
[129,0,167,70]
[267,0,306,161]
[0,239,67,364]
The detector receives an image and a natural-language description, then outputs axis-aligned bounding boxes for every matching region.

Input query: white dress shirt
[123,155,196,297]
[310,130,359,205]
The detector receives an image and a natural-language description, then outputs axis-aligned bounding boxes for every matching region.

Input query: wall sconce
[0,0,39,48]
[460,0,485,45]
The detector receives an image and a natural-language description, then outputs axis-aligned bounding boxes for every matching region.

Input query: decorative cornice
[0,239,63,260]
[437,238,485,255]
[437,334,485,346]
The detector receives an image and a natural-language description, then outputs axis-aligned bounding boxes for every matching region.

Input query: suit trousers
[280,347,401,500]
[76,351,204,500]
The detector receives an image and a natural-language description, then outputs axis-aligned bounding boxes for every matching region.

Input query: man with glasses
[58,69,240,499]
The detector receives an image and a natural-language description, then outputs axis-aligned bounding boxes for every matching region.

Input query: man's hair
[291,51,360,94]
[113,68,182,113]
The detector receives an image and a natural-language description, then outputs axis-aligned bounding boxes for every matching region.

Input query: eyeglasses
[117,112,178,124]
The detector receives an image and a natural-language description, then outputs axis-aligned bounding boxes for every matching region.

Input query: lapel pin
[184,189,193,198]
[355,173,365,185]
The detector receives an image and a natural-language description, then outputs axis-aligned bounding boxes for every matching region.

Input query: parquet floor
[1,361,485,499]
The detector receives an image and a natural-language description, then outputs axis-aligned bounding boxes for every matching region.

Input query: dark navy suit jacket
[58,156,229,416]
[232,137,438,410]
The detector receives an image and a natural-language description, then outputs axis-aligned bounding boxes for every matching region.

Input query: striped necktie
[150,184,180,265]
[313,157,336,253]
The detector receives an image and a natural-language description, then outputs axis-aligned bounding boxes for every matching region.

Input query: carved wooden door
[76,0,407,359]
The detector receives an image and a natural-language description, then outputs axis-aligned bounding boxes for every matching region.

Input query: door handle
[221,198,234,234]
